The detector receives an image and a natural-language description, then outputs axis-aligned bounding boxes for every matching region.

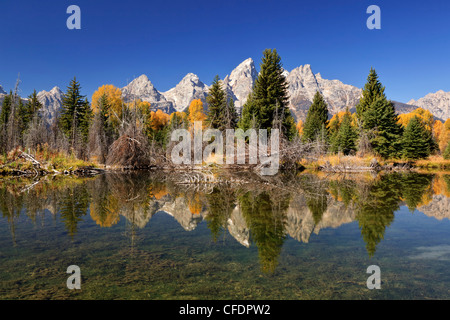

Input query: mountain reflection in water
[1,171,449,274]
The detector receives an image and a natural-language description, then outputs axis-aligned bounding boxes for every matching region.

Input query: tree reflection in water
[0,171,445,271]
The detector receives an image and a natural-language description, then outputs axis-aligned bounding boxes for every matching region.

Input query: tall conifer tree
[402,116,436,160]
[357,69,403,158]
[302,91,329,143]
[239,49,296,140]
[356,68,386,124]
[19,89,43,138]
[206,75,226,129]
[59,77,92,146]
[336,109,358,155]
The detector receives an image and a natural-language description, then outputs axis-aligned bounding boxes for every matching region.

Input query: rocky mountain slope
[121,74,175,114]
[286,65,362,119]
[408,90,450,121]
[222,58,258,110]
[1,59,449,123]
[162,73,209,112]
[119,60,442,121]
[36,87,64,124]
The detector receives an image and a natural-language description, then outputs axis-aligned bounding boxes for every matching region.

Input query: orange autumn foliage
[149,184,169,200]
[445,118,450,131]
[296,119,303,136]
[91,85,124,125]
[432,175,450,198]
[150,109,170,131]
[328,110,358,129]
[434,120,444,143]
[188,193,202,215]
[137,100,151,112]
[187,99,207,128]
[89,196,120,228]
[170,111,188,123]
[417,192,433,207]
[439,119,450,152]
[397,108,434,132]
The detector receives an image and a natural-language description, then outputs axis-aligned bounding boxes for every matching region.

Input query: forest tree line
[1,49,449,168]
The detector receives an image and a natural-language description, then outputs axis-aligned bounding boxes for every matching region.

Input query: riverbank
[0,148,102,177]
[300,154,450,172]
[2,147,450,178]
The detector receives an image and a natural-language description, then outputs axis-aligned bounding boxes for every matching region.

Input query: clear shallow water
[1,171,450,299]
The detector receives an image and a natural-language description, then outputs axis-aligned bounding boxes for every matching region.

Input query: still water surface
[1,171,450,299]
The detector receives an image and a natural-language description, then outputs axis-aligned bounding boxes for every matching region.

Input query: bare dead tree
[23,114,49,151]
[6,75,21,152]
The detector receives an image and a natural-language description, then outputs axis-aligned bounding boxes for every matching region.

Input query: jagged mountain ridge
[120,60,443,121]
[162,73,209,112]
[222,58,258,110]
[121,74,176,114]
[408,90,450,121]
[36,86,64,124]
[1,59,449,122]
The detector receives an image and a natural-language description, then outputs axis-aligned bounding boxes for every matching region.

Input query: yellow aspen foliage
[432,175,450,198]
[417,193,433,207]
[124,99,149,130]
[328,111,346,127]
[126,99,150,114]
[150,110,170,131]
[296,119,303,136]
[397,108,434,132]
[149,184,169,200]
[398,113,413,128]
[170,111,188,123]
[91,85,124,125]
[351,113,358,127]
[89,196,120,228]
[328,110,357,129]
[188,193,202,215]
[445,118,450,131]
[438,119,450,152]
[187,99,207,127]
[433,120,446,152]
[137,100,151,113]
[413,108,434,130]
[434,120,444,142]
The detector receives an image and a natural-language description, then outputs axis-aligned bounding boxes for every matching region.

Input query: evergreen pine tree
[336,109,358,155]
[0,92,12,153]
[0,92,12,126]
[238,92,258,130]
[225,98,238,129]
[89,94,112,163]
[80,97,92,140]
[206,75,226,129]
[356,68,386,124]
[59,77,92,147]
[443,142,450,160]
[329,113,341,153]
[402,116,436,160]
[239,49,296,140]
[302,91,329,143]
[19,89,43,139]
[364,98,403,158]
[357,69,403,159]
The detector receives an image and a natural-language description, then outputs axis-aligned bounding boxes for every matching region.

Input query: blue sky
[1,0,450,103]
